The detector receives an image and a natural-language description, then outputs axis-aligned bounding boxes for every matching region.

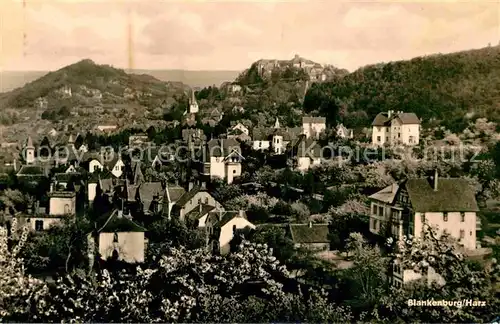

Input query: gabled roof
[404,178,478,212]
[89,169,116,183]
[289,223,329,244]
[16,165,46,176]
[372,112,420,126]
[302,116,326,124]
[98,209,146,233]
[206,138,241,157]
[369,183,399,204]
[175,185,204,207]
[165,184,187,203]
[186,204,216,221]
[210,210,250,228]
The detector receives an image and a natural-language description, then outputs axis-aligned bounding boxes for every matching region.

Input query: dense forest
[304,45,500,133]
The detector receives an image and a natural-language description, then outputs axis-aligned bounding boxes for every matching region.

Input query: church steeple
[274,117,280,129]
[188,88,199,114]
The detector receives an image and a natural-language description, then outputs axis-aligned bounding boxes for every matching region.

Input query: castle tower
[25,136,35,165]
[188,89,199,114]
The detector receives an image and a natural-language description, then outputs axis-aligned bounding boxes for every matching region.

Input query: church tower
[25,136,35,165]
[188,89,199,114]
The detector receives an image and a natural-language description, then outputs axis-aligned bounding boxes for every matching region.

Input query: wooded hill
[304,45,500,133]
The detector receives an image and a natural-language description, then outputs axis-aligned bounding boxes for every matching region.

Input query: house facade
[173,184,223,221]
[94,209,147,263]
[48,191,76,216]
[201,138,244,184]
[206,210,255,255]
[371,110,420,146]
[368,171,480,286]
[302,117,326,139]
[291,137,322,172]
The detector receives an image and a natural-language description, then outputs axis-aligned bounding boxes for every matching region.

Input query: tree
[379,226,500,323]
[0,219,48,320]
[15,241,353,323]
[250,225,295,262]
[339,233,388,317]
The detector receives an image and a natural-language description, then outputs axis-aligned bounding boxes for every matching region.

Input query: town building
[302,117,326,139]
[368,170,482,286]
[371,110,420,146]
[289,136,322,172]
[200,138,244,184]
[206,210,255,255]
[93,208,147,263]
[336,123,354,139]
[172,183,223,221]
[288,222,330,250]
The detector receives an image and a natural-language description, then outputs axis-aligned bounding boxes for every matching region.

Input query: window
[421,213,425,223]
[372,204,377,215]
[64,204,70,214]
[259,142,262,148]
[443,212,448,222]
[378,206,384,217]
[93,165,99,172]
[113,232,119,243]
[35,220,43,231]
[377,136,381,142]
[198,198,202,204]
[386,137,389,142]
[377,127,381,132]
[205,197,209,204]
[470,231,473,236]
[233,225,237,233]
[459,230,465,239]
[398,133,401,138]
[460,212,465,222]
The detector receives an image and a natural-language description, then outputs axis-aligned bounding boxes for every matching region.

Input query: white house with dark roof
[92,208,147,263]
[172,183,223,221]
[371,110,420,146]
[206,210,255,255]
[336,123,354,139]
[201,138,244,184]
[369,170,482,287]
[290,136,323,172]
[302,116,326,139]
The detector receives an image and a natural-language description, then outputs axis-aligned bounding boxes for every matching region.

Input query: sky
[0,0,499,72]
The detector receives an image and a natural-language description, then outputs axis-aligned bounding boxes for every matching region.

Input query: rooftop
[289,223,330,244]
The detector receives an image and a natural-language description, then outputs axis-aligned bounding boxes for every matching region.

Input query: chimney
[387,110,392,118]
[189,182,194,191]
[433,169,438,191]
[239,210,244,218]
[117,209,123,218]
[13,159,17,172]
[199,203,203,214]
[392,183,397,193]
[308,221,313,228]
[50,182,54,192]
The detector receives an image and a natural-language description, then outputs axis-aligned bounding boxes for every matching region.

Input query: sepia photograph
[0,0,499,322]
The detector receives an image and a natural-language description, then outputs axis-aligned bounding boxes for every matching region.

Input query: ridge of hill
[303,45,500,132]
[0,69,240,94]
[0,59,191,110]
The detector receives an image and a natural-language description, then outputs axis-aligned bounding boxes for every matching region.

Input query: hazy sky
[1,0,499,72]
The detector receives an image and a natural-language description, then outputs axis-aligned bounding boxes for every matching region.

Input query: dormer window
[113,232,119,243]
